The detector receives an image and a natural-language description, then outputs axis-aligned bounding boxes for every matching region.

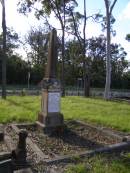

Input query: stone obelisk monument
[37,29,64,133]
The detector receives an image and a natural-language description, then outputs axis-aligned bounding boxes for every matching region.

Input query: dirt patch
[18,121,121,160]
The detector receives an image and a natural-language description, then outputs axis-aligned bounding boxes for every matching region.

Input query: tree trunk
[104,5,111,100]
[84,74,90,97]
[104,0,117,100]
[1,0,7,99]
[83,0,90,97]
[61,26,65,96]
[61,0,65,97]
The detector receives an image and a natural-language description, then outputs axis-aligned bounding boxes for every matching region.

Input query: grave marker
[37,29,64,133]
[12,129,28,168]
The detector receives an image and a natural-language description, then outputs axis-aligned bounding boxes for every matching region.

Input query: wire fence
[0,85,130,97]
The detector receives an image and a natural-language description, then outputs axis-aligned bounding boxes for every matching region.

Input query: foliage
[18,0,78,96]
[25,26,49,66]
[64,36,128,88]
[18,0,78,20]
[126,34,130,42]
[30,64,44,84]
[64,39,83,85]
[6,55,29,84]
[65,2,102,97]
[0,30,129,88]
[1,54,44,85]
[0,28,19,57]
[122,71,130,89]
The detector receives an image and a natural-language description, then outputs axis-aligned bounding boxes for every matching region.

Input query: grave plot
[9,120,130,165]
[24,120,121,158]
[1,121,130,173]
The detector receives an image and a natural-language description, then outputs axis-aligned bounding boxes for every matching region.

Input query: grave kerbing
[12,129,28,167]
[37,29,64,134]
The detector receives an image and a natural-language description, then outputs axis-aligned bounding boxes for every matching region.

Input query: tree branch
[70,10,83,49]
[110,0,117,15]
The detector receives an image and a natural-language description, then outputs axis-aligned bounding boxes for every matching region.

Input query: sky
[0,0,130,60]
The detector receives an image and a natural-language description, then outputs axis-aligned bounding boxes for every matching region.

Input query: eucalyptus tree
[85,35,128,89]
[18,0,78,96]
[103,0,117,100]
[25,27,49,66]
[64,35,128,89]
[66,2,102,97]
[64,39,83,85]
[0,0,7,99]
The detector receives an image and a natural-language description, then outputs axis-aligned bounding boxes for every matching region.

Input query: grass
[64,155,130,173]
[62,96,130,132]
[0,96,40,123]
[0,96,130,131]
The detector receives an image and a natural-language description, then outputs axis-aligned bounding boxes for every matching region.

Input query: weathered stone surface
[0,159,13,173]
[38,29,64,132]
[38,112,64,128]
[45,28,57,79]
[4,134,16,151]
[44,141,130,165]
[12,129,28,168]
[0,152,11,161]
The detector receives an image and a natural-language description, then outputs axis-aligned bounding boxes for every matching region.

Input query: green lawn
[62,96,130,132]
[0,96,40,123]
[64,155,130,173]
[0,96,130,131]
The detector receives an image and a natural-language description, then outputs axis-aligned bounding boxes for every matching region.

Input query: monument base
[37,112,64,134]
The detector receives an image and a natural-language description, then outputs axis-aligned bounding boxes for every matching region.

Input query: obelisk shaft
[45,29,57,79]
[37,29,64,134]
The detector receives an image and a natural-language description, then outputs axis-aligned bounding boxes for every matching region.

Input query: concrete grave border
[9,120,130,165]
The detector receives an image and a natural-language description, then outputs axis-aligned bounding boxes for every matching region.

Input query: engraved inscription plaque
[48,92,60,112]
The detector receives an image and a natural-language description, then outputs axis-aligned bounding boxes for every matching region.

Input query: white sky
[0,0,130,60]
